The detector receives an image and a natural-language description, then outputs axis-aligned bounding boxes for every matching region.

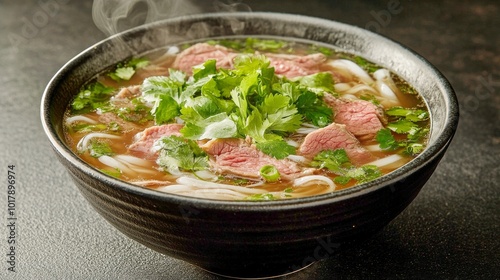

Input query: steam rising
[92,0,252,37]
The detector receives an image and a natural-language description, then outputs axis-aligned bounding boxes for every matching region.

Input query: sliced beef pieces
[128,124,183,159]
[96,85,148,132]
[172,43,237,74]
[298,123,376,165]
[266,53,327,78]
[201,138,311,181]
[114,85,141,99]
[171,43,326,79]
[98,112,140,132]
[324,93,385,140]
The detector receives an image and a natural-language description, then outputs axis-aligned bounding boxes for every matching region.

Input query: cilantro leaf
[193,59,217,80]
[256,140,296,159]
[311,149,352,174]
[245,193,277,201]
[347,165,382,183]
[296,91,333,127]
[109,66,135,81]
[156,135,209,173]
[351,56,379,73]
[69,123,108,133]
[386,106,429,122]
[152,95,179,124]
[259,94,302,134]
[311,149,382,184]
[387,119,420,134]
[296,72,335,94]
[87,140,114,158]
[376,126,429,156]
[108,57,149,81]
[376,128,399,150]
[142,70,195,124]
[128,57,149,69]
[71,82,115,114]
[141,71,187,104]
[100,168,122,178]
[309,45,333,56]
[181,112,237,140]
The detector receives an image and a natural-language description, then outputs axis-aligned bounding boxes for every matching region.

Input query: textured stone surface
[0,1,498,279]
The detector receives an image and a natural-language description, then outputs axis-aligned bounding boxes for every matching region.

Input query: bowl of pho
[41,12,459,278]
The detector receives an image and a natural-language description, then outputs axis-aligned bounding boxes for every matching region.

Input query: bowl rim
[40,12,459,210]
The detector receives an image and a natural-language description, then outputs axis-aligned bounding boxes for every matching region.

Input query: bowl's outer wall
[42,13,458,278]
[59,149,445,277]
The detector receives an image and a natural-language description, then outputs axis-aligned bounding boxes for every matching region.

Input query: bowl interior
[41,12,458,205]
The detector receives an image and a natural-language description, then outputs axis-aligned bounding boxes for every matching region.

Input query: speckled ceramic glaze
[41,13,459,278]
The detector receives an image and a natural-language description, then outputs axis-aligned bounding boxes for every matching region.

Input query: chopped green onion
[246,193,277,201]
[259,165,280,182]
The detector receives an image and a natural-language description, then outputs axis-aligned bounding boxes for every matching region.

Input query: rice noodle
[286,155,309,164]
[329,59,374,84]
[112,156,158,175]
[176,176,267,194]
[286,139,299,147]
[296,127,319,134]
[366,154,405,167]
[98,155,136,175]
[190,189,248,199]
[132,180,172,187]
[114,155,152,167]
[293,175,336,191]
[334,83,352,92]
[373,69,400,94]
[65,115,98,124]
[373,69,391,81]
[365,144,383,151]
[343,84,378,95]
[341,94,358,100]
[157,184,196,193]
[375,81,399,101]
[301,123,319,128]
[77,133,120,152]
[194,170,218,181]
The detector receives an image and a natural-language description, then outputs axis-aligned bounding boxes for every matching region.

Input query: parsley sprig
[71,82,115,114]
[141,54,334,159]
[108,57,149,81]
[155,135,209,174]
[311,149,382,184]
[376,106,430,155]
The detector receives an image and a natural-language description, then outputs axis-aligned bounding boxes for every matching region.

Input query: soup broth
[63,38,429,200]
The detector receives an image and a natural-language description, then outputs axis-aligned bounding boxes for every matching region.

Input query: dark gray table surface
[1,0,498,279]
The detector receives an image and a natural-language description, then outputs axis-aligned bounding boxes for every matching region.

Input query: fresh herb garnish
[259,165,281,182]
[376,106,429,156]
[311,149,382,184]
[86,140,114,158]
[359,93,381,105]
[69,121,121,134]
[71,82,115,114]
[308,45,334,56]
[114,98,153,123]
[69,123,107,133]
[385,106,429,122]
[101,168,122,178]
[351,56,380,73]
[108,57,149,81]
[156,135,209,174]
[208,38,289,53]
[246,193,277,201]
[143,54,335,159]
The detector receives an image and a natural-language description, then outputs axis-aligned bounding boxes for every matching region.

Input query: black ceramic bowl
[41,12,458,278]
